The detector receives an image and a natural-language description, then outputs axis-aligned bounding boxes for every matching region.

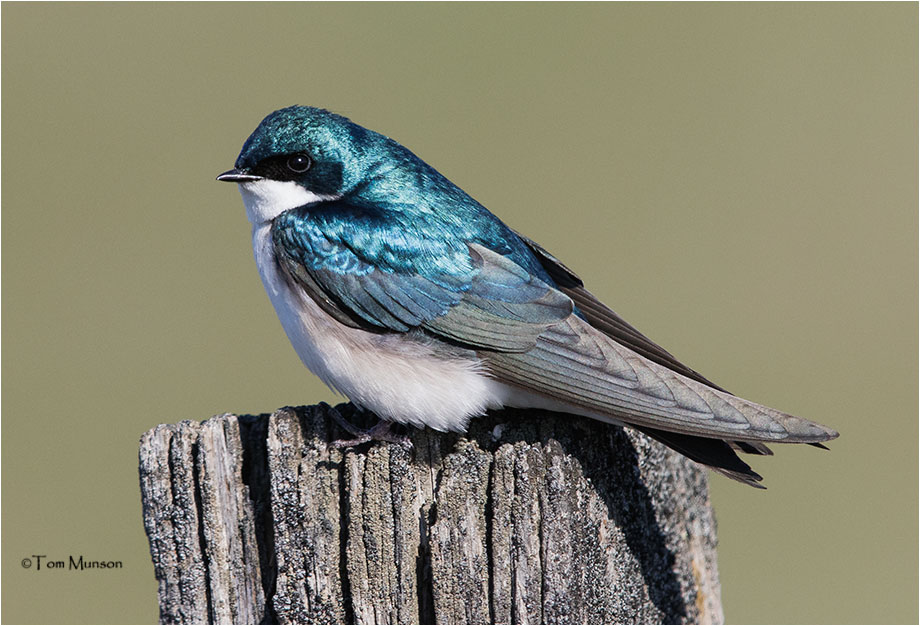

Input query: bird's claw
[328,408,413,451]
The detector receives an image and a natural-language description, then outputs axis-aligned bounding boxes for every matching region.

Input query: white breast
[240,180,511,431]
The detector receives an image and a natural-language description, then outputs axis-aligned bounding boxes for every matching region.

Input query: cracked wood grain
[140,403,723,624]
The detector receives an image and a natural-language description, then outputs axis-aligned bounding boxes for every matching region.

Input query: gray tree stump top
[139,403,723,624]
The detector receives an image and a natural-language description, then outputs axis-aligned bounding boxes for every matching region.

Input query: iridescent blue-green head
[227,106,382,197]
[217,105,484,227]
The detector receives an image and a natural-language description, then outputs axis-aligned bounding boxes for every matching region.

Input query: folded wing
[272,207,837,486]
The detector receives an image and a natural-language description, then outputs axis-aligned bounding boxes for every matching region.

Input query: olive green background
[2,3,916,623]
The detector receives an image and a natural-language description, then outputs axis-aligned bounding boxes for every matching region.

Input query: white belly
[250,222,512,431]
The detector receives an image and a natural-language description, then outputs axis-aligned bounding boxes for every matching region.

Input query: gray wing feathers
[564,285,729,393]
[423,244,573,351]
[515,230,729,392]
[486,315,838,443]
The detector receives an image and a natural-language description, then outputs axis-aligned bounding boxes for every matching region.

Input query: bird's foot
[328,408,413,451]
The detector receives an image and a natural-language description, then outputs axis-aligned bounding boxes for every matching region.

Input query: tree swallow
[217,106,838,487]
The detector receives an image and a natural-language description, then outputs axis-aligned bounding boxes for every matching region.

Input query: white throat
[238,179,340,225]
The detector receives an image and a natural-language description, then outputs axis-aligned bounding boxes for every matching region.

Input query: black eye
[286,153,312,173]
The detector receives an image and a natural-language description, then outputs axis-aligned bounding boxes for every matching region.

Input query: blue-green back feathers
[271,200,573,348]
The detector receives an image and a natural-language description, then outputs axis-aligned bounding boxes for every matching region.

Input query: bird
[217,105,838,488]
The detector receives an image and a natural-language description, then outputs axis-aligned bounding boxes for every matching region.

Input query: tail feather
[635,426,766,488]
[732,440,774,456]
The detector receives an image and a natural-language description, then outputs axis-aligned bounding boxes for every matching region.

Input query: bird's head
[218,105,489,234]
[218,106,394,224]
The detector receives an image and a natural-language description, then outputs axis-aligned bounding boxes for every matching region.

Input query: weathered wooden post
[139,403,723,624]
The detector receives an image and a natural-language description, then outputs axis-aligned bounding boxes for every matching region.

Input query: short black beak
[216,169,263,183]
